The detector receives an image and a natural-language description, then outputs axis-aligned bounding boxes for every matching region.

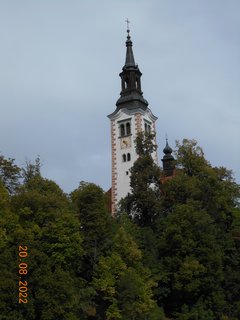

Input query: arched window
[120,124,125,137]
[122,154,126,162]
[122,79,126,90]
[126,122,131,135]
[144,122,151,134]
[127,153,131,161]
[125,77,129,89]
[135,77,139,89]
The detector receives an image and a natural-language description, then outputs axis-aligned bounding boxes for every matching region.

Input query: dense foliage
[0,137,239,319]
[122,136,240,319]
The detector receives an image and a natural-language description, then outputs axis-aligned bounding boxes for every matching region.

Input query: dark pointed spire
[116,24,148,110]
[125,28,136,68]
[162,138,175,177]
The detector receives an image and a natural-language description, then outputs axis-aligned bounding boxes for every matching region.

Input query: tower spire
[125,19,136,67]
[115,24,148,110]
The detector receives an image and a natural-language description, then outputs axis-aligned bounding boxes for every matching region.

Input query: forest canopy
[0,138,239,320]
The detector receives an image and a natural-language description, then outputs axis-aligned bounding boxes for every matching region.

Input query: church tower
[108,27,158,214]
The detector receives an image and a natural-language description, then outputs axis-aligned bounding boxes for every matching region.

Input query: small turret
[161,139,175,176]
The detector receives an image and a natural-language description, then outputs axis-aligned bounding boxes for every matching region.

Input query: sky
[0,0,239,193]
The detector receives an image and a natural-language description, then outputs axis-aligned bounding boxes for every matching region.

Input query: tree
[120,138,240,319]
[5,171,86,319]
[22,156,41,183]
[121,132,162,227]
[92,226,162,319]
[161,139,240,230]
[154,139,240,319]
[155,203,225,319]
[0,180,29,319]
[0,154,21,194]
[175,139,209,176]
[1,138,239,319]
[71,182,114,273]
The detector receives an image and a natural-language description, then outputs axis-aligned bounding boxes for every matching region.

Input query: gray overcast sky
[0,0,239,192]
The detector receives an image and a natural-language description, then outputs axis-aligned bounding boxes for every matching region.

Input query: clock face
[120,137,131,149]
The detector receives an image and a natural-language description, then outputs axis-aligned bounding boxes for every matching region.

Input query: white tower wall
[109,107,158,214]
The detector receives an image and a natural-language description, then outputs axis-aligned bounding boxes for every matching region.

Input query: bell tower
[108,26,158,214]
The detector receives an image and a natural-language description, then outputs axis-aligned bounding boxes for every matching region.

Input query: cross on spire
[125,18,130,33]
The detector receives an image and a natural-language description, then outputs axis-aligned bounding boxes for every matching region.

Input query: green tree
[0,181,29,319]
[6,170,86,319]
[154,139,240,319]
[156,203,225,319]
[161,139,239,230]
[0,154,21,194]
[120,138,240,319]
[175,139,209,176]
[22,156,41,183]
[92,226,161,319]
[121,132,162,227]
[71,182,114,273]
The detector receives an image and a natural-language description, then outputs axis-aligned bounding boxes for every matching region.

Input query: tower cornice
[108,107,158,122]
